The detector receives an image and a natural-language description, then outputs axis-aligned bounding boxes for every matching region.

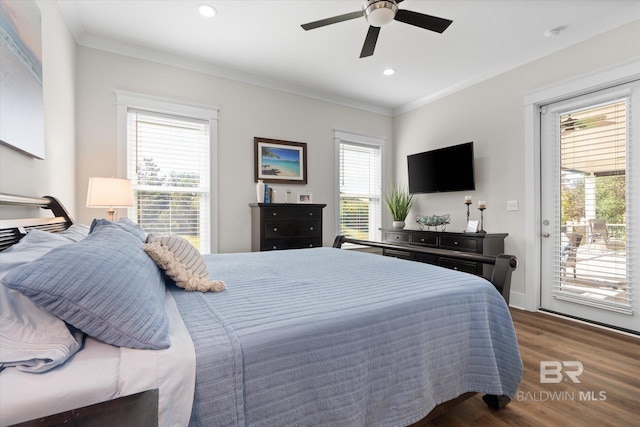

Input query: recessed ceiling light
[198,4,217,18]
[544,26,566,38]
[383,68,396,76]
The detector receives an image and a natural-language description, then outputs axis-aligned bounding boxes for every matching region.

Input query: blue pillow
[90,217,147,243]
[2,221,169,350]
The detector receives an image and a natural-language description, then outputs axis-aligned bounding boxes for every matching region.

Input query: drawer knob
[395,236,400,239]
[420,238,425,242]
[453,266,458,270]
[273,227,278,231]
[309,226,314,231]
[272,245,277,249]
[272,212,277,216]
[454,241,459,245]
[309,243,313,247]
[309,212,314,216]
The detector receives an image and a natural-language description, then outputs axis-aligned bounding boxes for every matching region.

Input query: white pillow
[0,274,84,373]
[0,226,89,373]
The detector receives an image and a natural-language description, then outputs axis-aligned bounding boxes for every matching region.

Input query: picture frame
[465,220,479,233]
[297,193,312,203]
[255,137,307,184]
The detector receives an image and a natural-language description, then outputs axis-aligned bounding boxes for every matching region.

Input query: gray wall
[74,47,393,253]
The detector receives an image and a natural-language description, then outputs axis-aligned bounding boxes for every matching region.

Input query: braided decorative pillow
[144,234,226,293]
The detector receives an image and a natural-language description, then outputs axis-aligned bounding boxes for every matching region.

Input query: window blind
[127,108,210,253]
[552,98,632,313]
[338,140,382,241]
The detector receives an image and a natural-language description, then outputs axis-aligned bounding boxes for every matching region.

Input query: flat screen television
[407,142,475,194]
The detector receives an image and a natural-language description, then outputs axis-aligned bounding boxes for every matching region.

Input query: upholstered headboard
[0,194,74,251]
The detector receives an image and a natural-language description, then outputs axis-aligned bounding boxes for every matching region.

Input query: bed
[0,194,523,426]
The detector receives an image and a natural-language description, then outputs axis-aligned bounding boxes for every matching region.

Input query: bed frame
[0,194,513,424]
[0,194,73,252]
[332,235,517,304]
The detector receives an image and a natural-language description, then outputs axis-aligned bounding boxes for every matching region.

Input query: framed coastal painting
[0,0,45,159]
[254,137,307,184]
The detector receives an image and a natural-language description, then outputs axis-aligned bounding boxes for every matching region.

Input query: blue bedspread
[170,247,522,427]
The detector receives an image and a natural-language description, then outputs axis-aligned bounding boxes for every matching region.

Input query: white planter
[392,220,405,229]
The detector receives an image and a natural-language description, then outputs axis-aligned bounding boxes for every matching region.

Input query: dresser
[381,228,508,279]
[250,203,326,251]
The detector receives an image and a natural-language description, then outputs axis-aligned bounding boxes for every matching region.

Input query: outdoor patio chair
[561,232,582,279]
[588,219,626,251]
[589,219,610,248]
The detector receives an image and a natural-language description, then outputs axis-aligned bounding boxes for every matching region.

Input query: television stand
[380,228,508,279]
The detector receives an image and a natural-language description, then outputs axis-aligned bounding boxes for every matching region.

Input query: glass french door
[540,82,640,333]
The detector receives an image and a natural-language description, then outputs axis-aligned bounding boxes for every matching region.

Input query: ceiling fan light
[365,0,398,27]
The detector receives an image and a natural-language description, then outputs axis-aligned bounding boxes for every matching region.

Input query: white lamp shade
[86,177,134,208]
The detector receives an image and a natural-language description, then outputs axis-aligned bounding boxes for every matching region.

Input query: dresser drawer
[383,248,413,260]
[438,257,479,274]
[410,233,438,247]
[263,238,322,250]
[384,232,410,244]
[440,235,478,252]
[414,252,438,264]
[263,207,322,220]
[264,220,321,238]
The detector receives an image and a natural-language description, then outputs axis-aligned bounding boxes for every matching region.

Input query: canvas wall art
[0,0,44,159]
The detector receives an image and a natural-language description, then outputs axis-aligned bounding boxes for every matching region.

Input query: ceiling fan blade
[301,10,364,31]
[360,26,381,58]
[394,9,452,33]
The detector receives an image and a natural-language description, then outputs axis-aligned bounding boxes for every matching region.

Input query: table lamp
[86,177,134,221]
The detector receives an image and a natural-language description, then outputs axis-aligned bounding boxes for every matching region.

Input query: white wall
[393,20,640,304]
[0,0,76,213]
[74,47,393,252]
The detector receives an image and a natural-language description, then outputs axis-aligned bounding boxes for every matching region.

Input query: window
[556,99,630,308]
[335,131,384,241]
[117,92,218,253]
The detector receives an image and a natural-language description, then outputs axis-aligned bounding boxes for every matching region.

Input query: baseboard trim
[507,291,528,310]
[538,308,639,338]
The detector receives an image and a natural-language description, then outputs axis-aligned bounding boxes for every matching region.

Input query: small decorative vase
[256,180,265,203]
[392,220,405,229]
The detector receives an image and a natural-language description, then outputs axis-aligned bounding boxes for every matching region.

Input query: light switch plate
[507,200,519,211]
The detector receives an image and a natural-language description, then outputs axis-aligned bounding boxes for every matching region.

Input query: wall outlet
[507,200,519,211]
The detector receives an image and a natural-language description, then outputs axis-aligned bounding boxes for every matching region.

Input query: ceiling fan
[301,0,453,58]
[561,115,616,133]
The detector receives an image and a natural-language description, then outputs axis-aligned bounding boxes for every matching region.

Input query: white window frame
[116,90,219,253]
[334,130,385,244]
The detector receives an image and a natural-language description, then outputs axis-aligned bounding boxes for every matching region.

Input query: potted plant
[385,185,414,229]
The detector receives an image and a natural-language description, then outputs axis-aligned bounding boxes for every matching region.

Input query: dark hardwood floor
[426,308,640,427]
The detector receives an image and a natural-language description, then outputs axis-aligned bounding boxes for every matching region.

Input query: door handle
[542,232,550,238]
